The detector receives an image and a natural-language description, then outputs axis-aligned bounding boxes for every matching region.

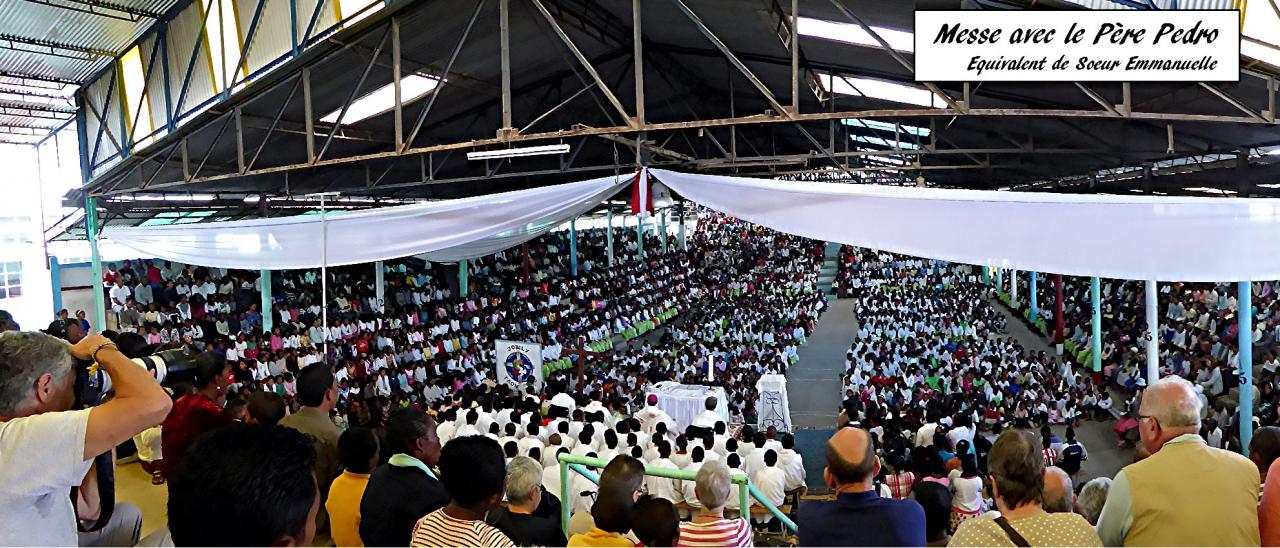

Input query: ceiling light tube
[467,144,571,161]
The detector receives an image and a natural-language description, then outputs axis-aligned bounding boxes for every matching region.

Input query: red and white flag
[630,167,651,218]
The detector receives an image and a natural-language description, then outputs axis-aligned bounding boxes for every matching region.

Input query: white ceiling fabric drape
[651,169,1280,282]
[102,173,630,270]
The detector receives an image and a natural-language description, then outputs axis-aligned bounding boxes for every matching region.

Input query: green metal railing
[556,453,797,536]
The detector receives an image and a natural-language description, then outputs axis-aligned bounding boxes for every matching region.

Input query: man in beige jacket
[1096,376,1259,546]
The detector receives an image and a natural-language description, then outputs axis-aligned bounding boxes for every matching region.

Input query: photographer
[0,330,172,545]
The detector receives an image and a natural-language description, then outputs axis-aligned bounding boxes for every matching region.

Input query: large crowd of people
[10,208,1280,547]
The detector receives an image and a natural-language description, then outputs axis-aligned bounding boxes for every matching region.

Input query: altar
[647,381,729,433]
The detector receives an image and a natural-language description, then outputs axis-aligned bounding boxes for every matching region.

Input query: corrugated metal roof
[0,0,182,83]
[0,0,181,141]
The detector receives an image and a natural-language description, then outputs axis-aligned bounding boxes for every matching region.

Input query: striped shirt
[410,508,515,548]
[678,517,754,547]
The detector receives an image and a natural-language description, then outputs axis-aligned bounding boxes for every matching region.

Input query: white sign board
[915,10,1239,82]
[496,340,544,390]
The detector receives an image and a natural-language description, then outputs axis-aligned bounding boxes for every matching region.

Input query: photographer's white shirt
[0,408,94,546]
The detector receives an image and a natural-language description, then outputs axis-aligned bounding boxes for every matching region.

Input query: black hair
[168,424,317,546]
[295,363,334,407]
[764,449,778,467]
[691,446,705,463]
[782,433,795,450]
[727,453,742,469]
[439,435,505,507]
[385,407,431,455]
[339,427,380,474]
[192,352,227,389]
[504,440,519,458]
[247,391,286,426]
[631,496,680,547]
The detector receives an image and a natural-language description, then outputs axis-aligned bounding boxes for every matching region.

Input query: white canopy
[650,169,1280,282]
[102,168,1280,281]
[102,173,630,270]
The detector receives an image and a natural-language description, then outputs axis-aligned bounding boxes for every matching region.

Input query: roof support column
[85,196,106,332]
[500,0,512,132]
[633,0,644,126]
[1240,281,1253,455]
[261,270,273,332]
[1091,276,1102,373]
[1054,274,1064,355]
[605,209,614,267]
[1146,279,1159,385]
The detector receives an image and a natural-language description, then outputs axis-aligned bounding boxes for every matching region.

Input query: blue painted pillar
[981,266,989,285]
[1091,276,1102,372]
[605,209,615,267]
[1029,271,1038,318]
[1240,280,1254,455]
[996,268,1004,294]
[85,196,106,331]
[260,269,273,332]
[569,218,578,277]
[49,256,62,315]
[459,259,469,298]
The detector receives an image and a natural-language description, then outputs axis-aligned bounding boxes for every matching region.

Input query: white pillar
[1011,269,1019,306]
[375,260,385,313]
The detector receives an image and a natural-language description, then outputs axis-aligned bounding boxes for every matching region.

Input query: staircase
[817,242,842,296]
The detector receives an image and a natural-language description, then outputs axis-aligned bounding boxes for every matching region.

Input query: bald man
[1096,376,1259,546]
[1042,466,1073,513]
[796,427,925,546]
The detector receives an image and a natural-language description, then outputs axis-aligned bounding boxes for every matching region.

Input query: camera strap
[73,451,117,533]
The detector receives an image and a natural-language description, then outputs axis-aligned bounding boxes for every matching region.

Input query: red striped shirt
[678,517,754,547]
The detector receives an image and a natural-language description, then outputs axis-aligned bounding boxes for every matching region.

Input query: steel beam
[392,17,402,150]
[531,0,634,127]
[22,0,163,21]
[500,0,512,130]
[671,0,790,119]
[403,0,484,151]
[303,67,314,162]
[633,0,645,126]
[1199,82,1269,122]
[1074,83,1122,117]
[92,103,1277,195]
[0,34,114,59]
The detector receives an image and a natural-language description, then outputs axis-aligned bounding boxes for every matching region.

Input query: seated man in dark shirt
[487,456,567,547]
[359,408,448,547]
[797,427,926,547]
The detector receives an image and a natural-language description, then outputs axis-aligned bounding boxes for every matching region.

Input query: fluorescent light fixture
[796,17,913,53]
[852,135,921,150]
[320,74,440,124]
[467,144,571,161]
[820,74,943,108]
[862,155,907,166]
[1184,187,1238,195]
[1257,183,1280,189]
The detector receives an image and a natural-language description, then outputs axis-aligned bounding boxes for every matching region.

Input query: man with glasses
[1096,376,1259,546]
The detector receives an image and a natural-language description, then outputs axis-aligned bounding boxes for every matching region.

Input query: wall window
[0,261,21,299]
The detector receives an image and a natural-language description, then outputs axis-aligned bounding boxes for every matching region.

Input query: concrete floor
[787,298,857,429]
[114,460,168,540]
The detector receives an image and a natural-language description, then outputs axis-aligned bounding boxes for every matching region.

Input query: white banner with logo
[496,340,544,390]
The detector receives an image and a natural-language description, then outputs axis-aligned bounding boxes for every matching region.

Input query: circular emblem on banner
[505,350,535,384]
